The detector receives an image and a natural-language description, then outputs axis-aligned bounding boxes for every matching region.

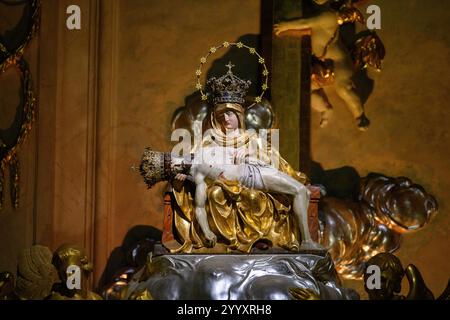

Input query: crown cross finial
[226,61,235,74]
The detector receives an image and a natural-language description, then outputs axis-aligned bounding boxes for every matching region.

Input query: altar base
[125,253,359,300]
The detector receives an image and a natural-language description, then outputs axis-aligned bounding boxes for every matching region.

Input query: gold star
[263,69,269,76]
[223,41,230,48]
[236,42,243,48]
[201,94,208,101]
[196,83,202,90]
[210,46,217,53]
[262,84,268,90]
[200,57,207,63]
[258,57,265,64]
[255,96,262,103]
[196,69,202,76]
[249,48,256,54]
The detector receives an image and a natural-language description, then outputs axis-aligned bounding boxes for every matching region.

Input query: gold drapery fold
[168,176,303,253]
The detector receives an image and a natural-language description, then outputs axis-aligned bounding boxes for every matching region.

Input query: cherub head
[363,253,404,300]
[52,244,93,288]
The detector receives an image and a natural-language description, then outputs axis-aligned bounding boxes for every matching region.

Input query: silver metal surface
[245,100,274,130]
[126,253,359,300]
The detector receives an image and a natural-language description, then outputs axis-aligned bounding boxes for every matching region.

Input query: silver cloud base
[126,253,360,300]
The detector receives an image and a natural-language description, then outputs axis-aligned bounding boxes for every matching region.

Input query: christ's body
[174,104,322,251]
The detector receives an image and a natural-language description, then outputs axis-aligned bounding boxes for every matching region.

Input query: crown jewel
[207,62,251,105]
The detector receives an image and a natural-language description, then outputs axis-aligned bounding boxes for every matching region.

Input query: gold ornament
[0,0,40,210]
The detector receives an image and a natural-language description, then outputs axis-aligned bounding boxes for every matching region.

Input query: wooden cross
[260,0,319,242]
[261,0,312,176]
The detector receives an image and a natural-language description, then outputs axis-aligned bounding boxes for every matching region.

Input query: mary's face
[221,110,240,130]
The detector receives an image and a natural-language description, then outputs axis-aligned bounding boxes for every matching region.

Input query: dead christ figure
[172,95,322,251]
[141,64,324,252]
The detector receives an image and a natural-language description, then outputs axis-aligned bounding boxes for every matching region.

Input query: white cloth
[239,164,265,190]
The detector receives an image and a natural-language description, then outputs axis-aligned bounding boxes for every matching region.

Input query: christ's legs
[192,164,243,247]
[260,172,311,240]
[260,170,324,250]
[193,170,217,246]
[192,162,323,250]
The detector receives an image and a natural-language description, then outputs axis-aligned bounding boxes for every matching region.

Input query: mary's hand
[175,173,188,182]
[234,149,249,164]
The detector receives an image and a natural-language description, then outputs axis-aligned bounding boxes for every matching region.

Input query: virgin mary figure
[164,64,313,254]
